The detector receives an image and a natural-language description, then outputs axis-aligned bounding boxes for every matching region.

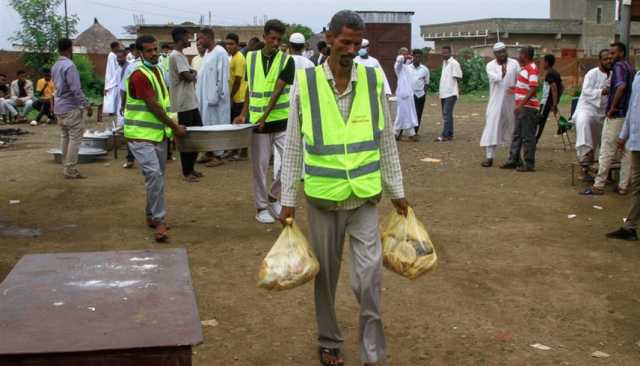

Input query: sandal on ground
[319,347,344,366]
[205,158,224,168]
[614,187,629,196]
[183,174,200,183]
[192,171,204,178]
[64,173,86,179]
[580,187,604,196]
[154,223,169,243]
[146,217,170,229]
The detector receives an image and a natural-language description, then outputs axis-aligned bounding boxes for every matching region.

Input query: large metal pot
[48,147,108,164]
[81,136,111,151]
[175,124,256,153]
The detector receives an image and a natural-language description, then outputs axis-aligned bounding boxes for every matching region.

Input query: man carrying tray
[124,35,186,242]
[279,10,409,366]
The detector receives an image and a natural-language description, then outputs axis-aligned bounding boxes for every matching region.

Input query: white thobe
[573,67,609,157]
[393,56,418,136]
[354,55,392,95]
[197,46,230,125]
[114,61,128,127]
[102,52,119,114]
[480,58,520,147]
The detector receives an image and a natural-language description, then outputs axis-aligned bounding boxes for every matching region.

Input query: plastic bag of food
[257,219,320,291]
[381,207,437,280]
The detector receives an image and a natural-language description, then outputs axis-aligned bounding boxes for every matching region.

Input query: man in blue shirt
[607,69,640,241]
[582,42,634,196]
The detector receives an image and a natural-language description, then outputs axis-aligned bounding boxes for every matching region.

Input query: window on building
[597,7,603,24]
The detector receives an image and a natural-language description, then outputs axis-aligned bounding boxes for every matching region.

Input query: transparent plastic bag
[381,207,437,280]
[257,220,320,291]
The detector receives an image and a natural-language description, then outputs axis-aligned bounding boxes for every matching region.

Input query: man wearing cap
[354,39,392,95]
[480,42,520,167]
[289,33,315,70]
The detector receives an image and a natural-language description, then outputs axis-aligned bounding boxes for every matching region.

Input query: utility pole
[64,0,69,38]
[619,0,632,51]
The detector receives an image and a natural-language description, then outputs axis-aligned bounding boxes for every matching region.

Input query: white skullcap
[493,42,506,51]
[289,33,306,44]
[362,39,370,48]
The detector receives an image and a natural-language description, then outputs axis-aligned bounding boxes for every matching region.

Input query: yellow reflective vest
[298,64,385,202]
[123,63,173,142]
[246,50,291,123]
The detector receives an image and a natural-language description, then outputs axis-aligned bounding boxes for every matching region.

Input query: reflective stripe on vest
[123,64,173,142]
[246,50,291,123]
[299,64,385,202]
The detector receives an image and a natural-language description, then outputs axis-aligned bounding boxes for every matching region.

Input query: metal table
[0,248,203,366]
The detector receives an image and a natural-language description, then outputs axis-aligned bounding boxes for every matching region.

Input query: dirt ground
[1,96,639,365]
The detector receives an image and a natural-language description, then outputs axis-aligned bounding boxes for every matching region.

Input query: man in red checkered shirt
[501,46,540,172]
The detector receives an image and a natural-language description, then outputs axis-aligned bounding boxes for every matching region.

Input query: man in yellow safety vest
[279,10,410,366]
[124,35,186,242]
[233,19,295,224]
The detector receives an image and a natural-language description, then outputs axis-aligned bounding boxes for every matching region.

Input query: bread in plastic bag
[257,220,320,291]
[381,207,437,279]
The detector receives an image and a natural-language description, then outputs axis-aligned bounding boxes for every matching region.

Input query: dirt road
[1,97,639,365]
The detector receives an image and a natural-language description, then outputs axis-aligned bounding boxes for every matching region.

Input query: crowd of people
[4,8,640,365]
[0,69,57,125]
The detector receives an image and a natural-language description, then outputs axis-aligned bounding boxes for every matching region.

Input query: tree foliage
[429,51,489,94]
[73,54,104,103]
[9,0,78,72]
[284,24,314,43]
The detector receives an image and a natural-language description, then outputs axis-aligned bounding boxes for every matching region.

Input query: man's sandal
[319,347,344,366]
[154,223,169,243]
[614,187,629,195]
[580,187,604,196]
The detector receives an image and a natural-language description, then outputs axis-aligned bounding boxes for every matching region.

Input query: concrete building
[356,10,414,91]
[421,0,640,57]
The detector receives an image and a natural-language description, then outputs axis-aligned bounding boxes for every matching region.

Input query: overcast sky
[0,0,550,50]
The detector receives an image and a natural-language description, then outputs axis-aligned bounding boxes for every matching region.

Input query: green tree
[9,0,79,72]
[285,24,314,43]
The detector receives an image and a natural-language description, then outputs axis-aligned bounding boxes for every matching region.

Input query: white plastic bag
[257,220,320,291]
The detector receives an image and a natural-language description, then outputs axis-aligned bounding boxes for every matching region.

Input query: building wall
[550,0,587,19]
[135,25,262,45]
[364,23,412,91]
[432,34,582,55]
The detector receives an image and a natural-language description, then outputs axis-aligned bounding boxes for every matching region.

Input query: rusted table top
[0,248,203,355]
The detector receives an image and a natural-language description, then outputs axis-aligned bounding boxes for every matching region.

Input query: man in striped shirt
[501,46,539,172]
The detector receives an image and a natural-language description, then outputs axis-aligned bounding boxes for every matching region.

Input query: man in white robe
[480,42,520,167]
[573,49,612,180]
[196,28,230,126]
[354,38,392,95]
[196,28,230,166]
[114,49,128,127]
[393,47,418,140]
[102,41,120,115]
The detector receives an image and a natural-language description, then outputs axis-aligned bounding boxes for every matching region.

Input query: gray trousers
[129,140,168,222]
[440,96,457,138]
[57,108,85,176]
[508,107,539,167]
[307,202,385,364]
[624,151,640,230]
[251,131,285,210]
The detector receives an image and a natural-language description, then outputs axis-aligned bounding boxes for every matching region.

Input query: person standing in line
[103,41,121,117]
[242,37,260,56]
[9,70,34,123]
[226,32,248,161]
[113,49,129,128]
[480,42,519,167]
[393,47,418,140]
[191,44,205,73]
[233,19,295,224]
[573,49,611,181]
[169,27,204,183]
[312,41,330,66]
[123,35,187,242]
[33,68,56,125]
[500,46,540,172]
[51,38,93,179]
[303,42,315,60]
[354,39,392,95]
[407,48,430,137]
[196,27,230,168]
[582,42,635,196]
[279,10,409,366]
[126,44,136,63]
[121,46,141,169]
[606,69,640,241]
[536,54,564,143]
[437,45,462,142]
[289,33,315,70]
